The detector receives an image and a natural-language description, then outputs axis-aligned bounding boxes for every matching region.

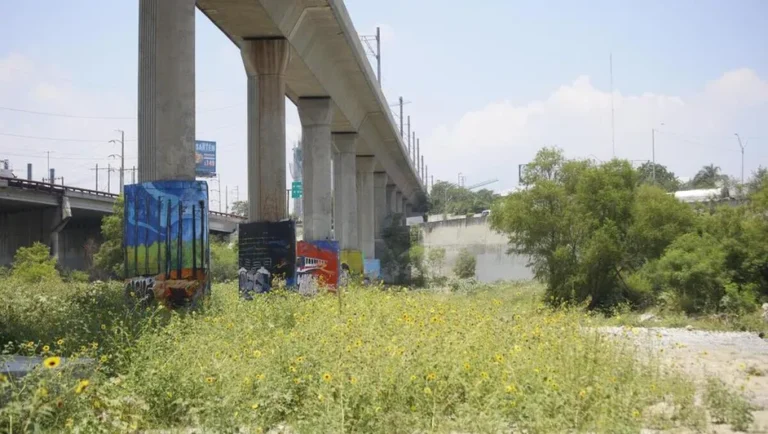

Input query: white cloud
[426,69,768,190]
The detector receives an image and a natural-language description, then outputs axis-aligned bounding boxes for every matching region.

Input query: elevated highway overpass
[0,177,244,270]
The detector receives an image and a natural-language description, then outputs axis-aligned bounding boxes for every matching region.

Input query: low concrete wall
[418,216,532,282]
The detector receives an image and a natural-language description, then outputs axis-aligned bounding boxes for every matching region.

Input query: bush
[210,240,238,283]
[11,242,60,283]
[453,248,476,279]
[93,195,124,278]
[62,269,90,283]
[643,233,730,314]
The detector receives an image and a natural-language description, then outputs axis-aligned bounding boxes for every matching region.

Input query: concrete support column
[241,38,291,222]
[333,134,358,250]
[50,197,71,262]
[356,157,375,259]
[138,0,196,182]
[395,191,403,213]
[298,97,333,240]
[401,197,408,225]
[387,185,398,216]
[373,173,389,238]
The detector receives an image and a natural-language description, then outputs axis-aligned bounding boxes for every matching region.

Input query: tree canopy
[635,162,681,192]
[428,181,499,215]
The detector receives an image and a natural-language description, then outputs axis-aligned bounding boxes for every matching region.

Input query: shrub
[408,245,426,287]
[644,233,729,314]
[62,269,90,283]
[11,242,60,283]
[93,195,124,278]
[426,247,447,284]
[210,240,238,282]
[453,248,476,279]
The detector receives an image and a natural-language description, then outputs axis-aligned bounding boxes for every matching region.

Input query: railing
[2,176,246,220]
[1,176,118,198]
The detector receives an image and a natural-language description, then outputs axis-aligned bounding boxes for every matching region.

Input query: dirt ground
[602,326,768,433]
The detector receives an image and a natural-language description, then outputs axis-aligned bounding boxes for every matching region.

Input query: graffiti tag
[239,267,271,299]
[125,277,156,305]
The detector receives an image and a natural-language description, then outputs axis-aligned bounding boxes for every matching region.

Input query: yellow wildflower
[100,324,106,330]
[205,376,216,384]
[295,356,304,363]
[251,403,260,410]
[65,418,74,428]
[632,409,641,418]
[426,372,436,382]
[100,355,108,363]
[463,362,471,371]
[480,371,489,379]
[57,339,64,346]
[253,350,262,358]
[494,354,504,363]
[75,379,90,394]
[506,384,517,394]
[322,372,332,383]
[256,373,265,381]
[350,376,358,385]
[42,345,50,352]
[0,374,7,383]
[579,389,587,398]
[43,356,61,369]
[423,386,432,395]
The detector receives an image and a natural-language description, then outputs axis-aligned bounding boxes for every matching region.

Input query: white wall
[418,216,532,282]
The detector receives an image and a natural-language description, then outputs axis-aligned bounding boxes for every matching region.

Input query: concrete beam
[333,133,358,250]
[138,0,196,182]
[356,156,375,259]
[241,38,291,222]
[298,97,333,241]
[373,173,388,239]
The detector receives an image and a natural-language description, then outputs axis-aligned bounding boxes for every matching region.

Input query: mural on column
[364,258,381,282]
[123,181,210,309]
[296,240,339,294]
[238,221,296,299]
[340,250,363,277]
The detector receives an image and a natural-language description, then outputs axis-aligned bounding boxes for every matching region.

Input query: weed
[704,377,755,431]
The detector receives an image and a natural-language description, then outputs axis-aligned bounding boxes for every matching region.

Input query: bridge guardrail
[2,176,247,220]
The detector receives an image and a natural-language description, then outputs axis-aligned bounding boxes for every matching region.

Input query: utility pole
[217,176,222,212]
[407,116,411,154]
[399,97,404,139]
[610,53,615,158]
[91,164,99,191]
[376,27,381,85]
[225,186,229,214]
[416,138,420,178]
[651,128,656,184]
[361,27,381,85]
[46,151,51,180]
[412,132,416,163]
[110,130,125,192]
[131,166,136,184]
[107,164,112,193]
[735,133,746,185]
[426,165,429,190]
[421,156,425,184]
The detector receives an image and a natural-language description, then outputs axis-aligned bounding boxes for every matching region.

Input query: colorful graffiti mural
[123,180,209,308]
[238,221,296,298]
[297,240,339,293]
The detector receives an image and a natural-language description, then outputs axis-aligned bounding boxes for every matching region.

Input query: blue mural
[123,180,210,308]
[238,221,296,298]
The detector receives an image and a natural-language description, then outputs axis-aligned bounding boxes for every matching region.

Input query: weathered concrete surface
[298,97,333,241]
[333,133,358,250]
[138,0,196,182]
[418,216,532,282]
[241,38,291,222]
[356,157,375,259]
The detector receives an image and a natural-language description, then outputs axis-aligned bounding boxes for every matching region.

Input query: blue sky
[1,0,766,204]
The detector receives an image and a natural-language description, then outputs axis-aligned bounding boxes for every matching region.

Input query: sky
[0,0,767,210]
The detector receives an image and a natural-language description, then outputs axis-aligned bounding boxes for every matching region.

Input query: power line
[0,103,243,121]
[0,106,134,120]
[0,132,136,142]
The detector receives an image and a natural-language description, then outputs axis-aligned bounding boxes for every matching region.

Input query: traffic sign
[291,181,303,198]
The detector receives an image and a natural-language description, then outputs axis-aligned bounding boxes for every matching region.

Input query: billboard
[195,140,216,177]
[123,180,210,309]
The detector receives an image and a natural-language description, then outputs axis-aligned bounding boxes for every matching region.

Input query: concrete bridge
[141,0,426,264]
[0,176,244,270]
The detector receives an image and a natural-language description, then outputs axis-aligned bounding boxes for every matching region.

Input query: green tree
[692,164,725,189]
[453,248,476,279]
[93,195,124,278]
[628,185,696,262]
[746,166,768,195]
[230,200,248,217]
[428,182,499,215]
[636,162,681,192]
[210,240,238,282]
[11,242,61,283]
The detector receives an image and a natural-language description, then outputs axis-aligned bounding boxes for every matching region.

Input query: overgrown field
[0,279,744,433]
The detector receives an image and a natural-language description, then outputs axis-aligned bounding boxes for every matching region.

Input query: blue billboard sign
[195,140,216,177]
